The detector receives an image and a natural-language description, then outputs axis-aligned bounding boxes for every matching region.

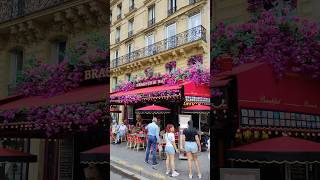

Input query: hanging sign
[135,79,165,88]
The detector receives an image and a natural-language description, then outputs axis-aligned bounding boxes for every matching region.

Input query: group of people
[111,120,127,144]
[144,117,210,179]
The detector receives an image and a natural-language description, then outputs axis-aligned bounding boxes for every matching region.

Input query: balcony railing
[0,0,65,23]
[111,25,206,68]
[148,18,155,27]
[189,0,200,4]
[115,37,120,43]
[129,5,135,12]
[128,30,133,37]
[168,7,177,16]
[117,14,122,20]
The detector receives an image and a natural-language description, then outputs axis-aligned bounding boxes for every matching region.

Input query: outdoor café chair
[127,134,134,149]
[135,135,145,151]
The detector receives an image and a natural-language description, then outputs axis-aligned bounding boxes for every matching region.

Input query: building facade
[0,1,107,180]
[110,0,210,122]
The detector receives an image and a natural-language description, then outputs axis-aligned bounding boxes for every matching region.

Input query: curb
[111,164,149,180]
[111,156,178,180]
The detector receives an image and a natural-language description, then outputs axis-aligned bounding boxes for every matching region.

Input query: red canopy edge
[0,148,37,162]
[110,84,181,98]
[0,84,108,110]
[136,105,170,111]
[182,105,211,111]
[80,145,109,164]
[81,145,110,154]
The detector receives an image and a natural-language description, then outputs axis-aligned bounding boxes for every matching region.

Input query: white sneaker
[198,174,202,179]
[189,174,193,179]
[165,171,170,175]
[172,171,179,177]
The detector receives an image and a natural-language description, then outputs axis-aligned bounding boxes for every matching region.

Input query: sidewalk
[110,143,210,180]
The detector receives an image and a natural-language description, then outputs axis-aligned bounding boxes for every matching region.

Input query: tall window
[148,5,155,27]
[127,43,133,62]
[188,13,201,41]
[9,49,23,84]
[166,23,177,49]
[114,49,119,67]
[112,77,118,90]
[128,19,134,37]
[126,73,131,81]
[115,27,121,43]
[117,3,122,19]
[52,40,67,64]
[129,0,135,10]
[168,0,177,15]
[145,33,155,56]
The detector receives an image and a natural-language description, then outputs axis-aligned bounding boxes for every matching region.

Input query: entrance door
[188,13,201,41]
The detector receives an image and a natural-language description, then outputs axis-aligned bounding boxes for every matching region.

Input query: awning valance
[0,84,108,110]
[80,144,109,164]
[228,136,320,164]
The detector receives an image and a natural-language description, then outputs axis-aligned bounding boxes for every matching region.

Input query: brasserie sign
[136,79,165,88]
[84,67,110,81]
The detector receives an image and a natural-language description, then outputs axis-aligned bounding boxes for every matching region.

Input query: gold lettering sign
[84,68,110,80]
[304,101,318,108]
[259,96,281,105]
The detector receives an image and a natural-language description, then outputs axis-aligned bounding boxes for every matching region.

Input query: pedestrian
[145,117,160,165]
[111,120,119,143]
[164,124,180,177]
[181,120,202,179]
[115,122,127,144]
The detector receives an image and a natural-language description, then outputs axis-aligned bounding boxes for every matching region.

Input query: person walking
[181,120,202,179]
[145,117,160,165]
[164,124,180,177]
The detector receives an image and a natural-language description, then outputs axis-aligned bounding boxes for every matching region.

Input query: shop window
[127,106,134,120]
[0,138,30,180]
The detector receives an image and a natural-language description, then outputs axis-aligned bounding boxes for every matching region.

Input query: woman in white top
[164,124,180,177]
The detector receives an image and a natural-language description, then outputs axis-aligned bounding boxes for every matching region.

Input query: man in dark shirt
[181,120,202,179]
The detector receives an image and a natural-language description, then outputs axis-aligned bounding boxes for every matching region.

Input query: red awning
[183,82,210,98]
[136,105,171,114]
[182,105,211,111]
[110,84,181,98]
[0,84,107,110]
[0,148,37,162]
[80,145,109,164]
[182,105,211,114]
[228,136,320,163]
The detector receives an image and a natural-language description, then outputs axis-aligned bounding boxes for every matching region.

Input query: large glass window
[240,108,320,130]
[145,33,155,56]
[166,23,177,49]
[148,5,155,26]
[188,13,201,41]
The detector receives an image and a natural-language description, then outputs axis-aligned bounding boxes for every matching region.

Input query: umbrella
[181,105,211,114]
[227,136,320,164]
[182,105,211,131]
[136,105,170,127]
[80,145,109,164]
[0,148,37,162]
[136,105,170,114]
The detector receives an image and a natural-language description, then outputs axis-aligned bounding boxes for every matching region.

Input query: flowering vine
[0,103,107,137]
[17,33,108,97]
[144,67,154,79]
[165,61,177,71]
[187,55,203,66]
[211,3,320,79]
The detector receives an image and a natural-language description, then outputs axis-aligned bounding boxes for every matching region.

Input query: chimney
[216,55,233,71]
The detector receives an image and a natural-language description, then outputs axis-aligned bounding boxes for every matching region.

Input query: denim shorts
[185,141,198,153]
[165,146,175,155]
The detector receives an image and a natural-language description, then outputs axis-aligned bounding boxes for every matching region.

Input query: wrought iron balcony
[148,18,155,27]
[111,25,206,68]
[189,0,200,4]
[168,7,177,16]
[0,0,65,23]
[129,5,135,12]
[128,30,133,37]
[117,14,122,20]
[115,37,120,43]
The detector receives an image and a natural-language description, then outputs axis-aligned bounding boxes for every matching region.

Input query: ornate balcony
[0,0,66,23]
[148,18,155,27]
[128,30,133,37]
[168,7,177,16]
[111,25,206,68]
[189,0,200,4]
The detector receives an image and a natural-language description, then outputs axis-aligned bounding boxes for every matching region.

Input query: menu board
[58,138,74,180]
